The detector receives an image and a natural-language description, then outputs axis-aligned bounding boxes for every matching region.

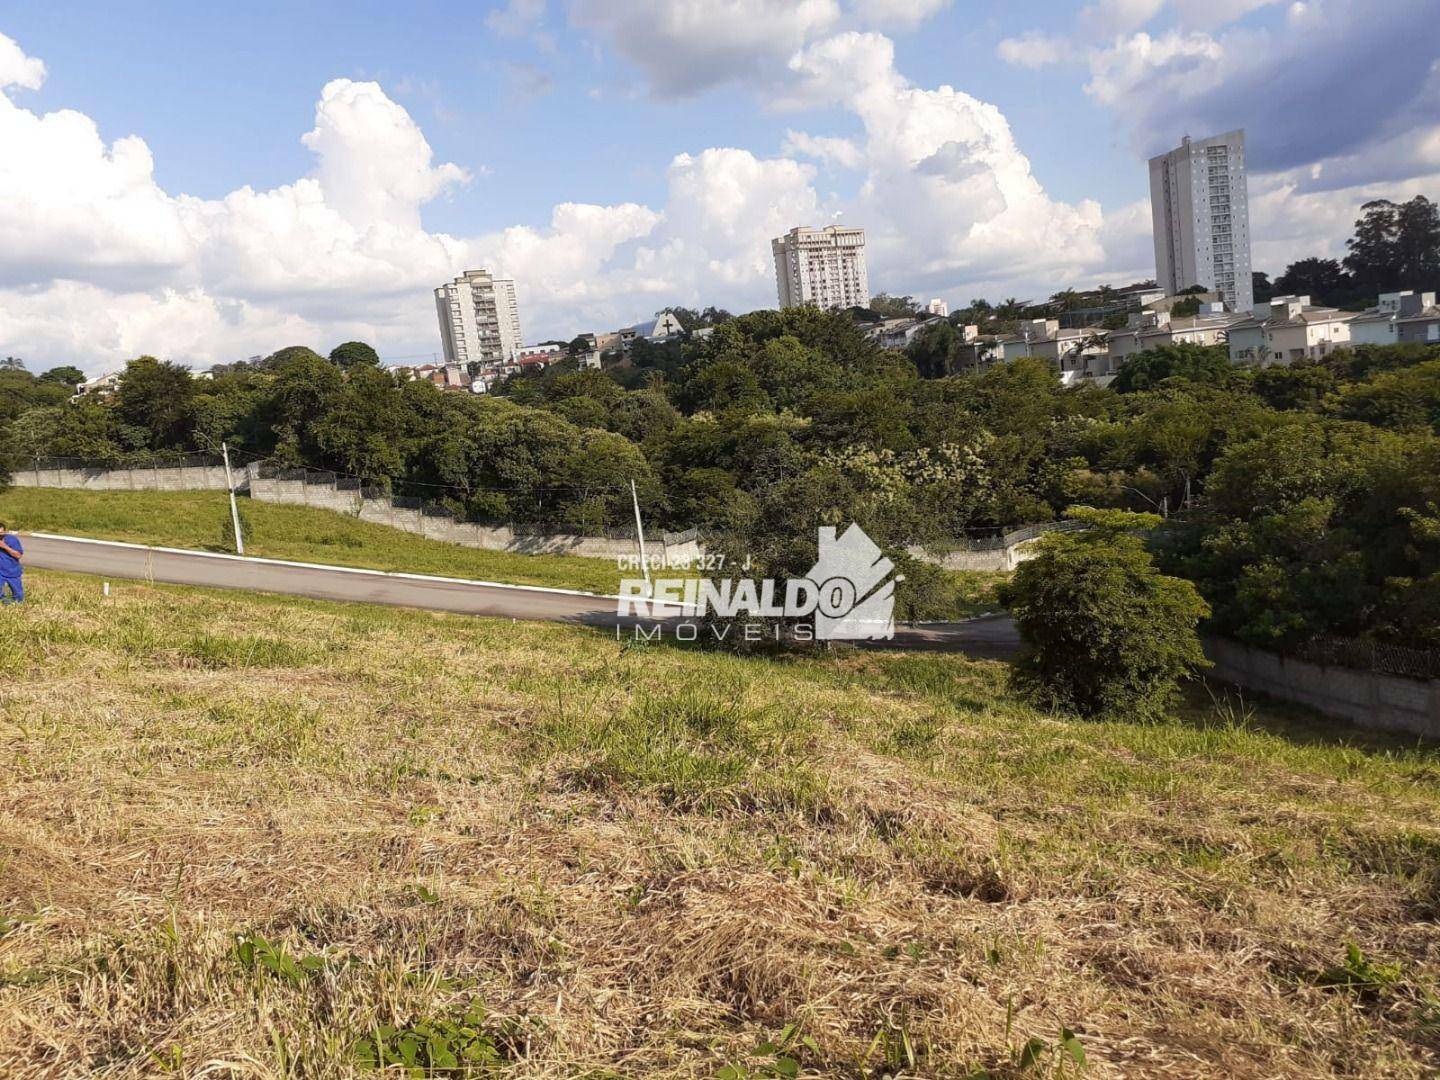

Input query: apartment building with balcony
[434,269,523,366]
[1149,130,1253,315]
[771,225,870,310]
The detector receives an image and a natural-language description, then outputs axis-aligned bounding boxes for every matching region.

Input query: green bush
[998,509,1210,720]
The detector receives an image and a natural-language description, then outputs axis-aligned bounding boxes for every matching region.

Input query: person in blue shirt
[0,522,24,603]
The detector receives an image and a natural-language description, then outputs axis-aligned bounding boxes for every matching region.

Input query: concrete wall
[15,463,1050,573]
[915,537,1046,573]
[1205,636,1440,740]
[17,463,231,491]
[13,463,701,566]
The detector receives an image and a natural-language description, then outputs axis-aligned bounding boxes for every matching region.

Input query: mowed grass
[3,571,1440,1077]
[0,487,624,594]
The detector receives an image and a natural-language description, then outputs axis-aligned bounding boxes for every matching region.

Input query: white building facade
[434,270,523,365]
[1227,296,1353,365]
[926,298,949,318]
[1149,130,1253,315]
[771,225,870,310]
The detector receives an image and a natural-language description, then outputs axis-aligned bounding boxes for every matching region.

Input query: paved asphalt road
[21,532,1021,656]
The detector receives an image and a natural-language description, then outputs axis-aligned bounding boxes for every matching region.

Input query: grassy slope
[3,571,1439,1077]
[0,487,623,594]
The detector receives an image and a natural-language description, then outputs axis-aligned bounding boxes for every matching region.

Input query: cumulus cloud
[0,21,1142,372]
[300,79,469,231]
[1082,30,1226,109]
[0,89,195,290]
[0,37,674,371]
[785,32,1106,285]
[0,30,44,90]
[567,0,955,98]
[0,31,830,371]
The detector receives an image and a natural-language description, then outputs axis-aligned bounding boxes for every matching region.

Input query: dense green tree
[1274,257,1351,305]
[311,364,406,480]
[263,348,345,464]
[1252,362,1337,411]
[39,365,85,387]
[1252,271,1275,304]
[1000,509,1210,720]
[905,319,957,378]
[866,293,921,318]
[1335,361,1440,434]
[1345,196,1440,293]
[265,345,329,369]
[329,341,381,369]
[1111,344,1232,393]
[114,357,196,450]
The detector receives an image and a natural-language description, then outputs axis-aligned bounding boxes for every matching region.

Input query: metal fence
[25,452,225,471]
[1294,636,1440,681]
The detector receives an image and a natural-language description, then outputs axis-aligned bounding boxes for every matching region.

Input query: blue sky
[2,0,1437,370]
[4,2,1141,231]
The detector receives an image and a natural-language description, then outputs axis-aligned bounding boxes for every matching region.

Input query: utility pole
[630,479,650,592]
[221,442,245,555]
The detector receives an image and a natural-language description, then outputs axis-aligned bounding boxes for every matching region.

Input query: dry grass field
[3,570,1440,1077]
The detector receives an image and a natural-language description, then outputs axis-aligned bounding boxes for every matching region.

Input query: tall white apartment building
[1149,129,1253,314]
[434,270,523,365]
[772,225,869,310]
[927,298,949,317]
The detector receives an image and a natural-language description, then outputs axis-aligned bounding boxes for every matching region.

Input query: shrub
[998,508,1210,720]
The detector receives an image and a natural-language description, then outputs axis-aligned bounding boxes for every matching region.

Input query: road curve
[20,532,1020,656]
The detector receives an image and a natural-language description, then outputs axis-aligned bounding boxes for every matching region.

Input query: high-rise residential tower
[434,270,523,365]
[1148,130,1253,314]
[771,225,869,310]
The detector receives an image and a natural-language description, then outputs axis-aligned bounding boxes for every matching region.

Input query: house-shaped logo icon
[806,524,896,641]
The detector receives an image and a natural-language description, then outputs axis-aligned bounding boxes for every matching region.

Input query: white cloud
[781,129,865,169]
[1082,30,1226,108]
[1076,0,1165,37]
[0,23,1144,372]
[996,31,1068,70]
[658,148,819,285]
[0,32,826,371]
[1169,0,1284,28]
[0,90,195,289]
[568,0,841,97]
[1247,167,1440,273]
[300,79,469,231]
[846,0,951,29]
[0,31,44,91]
[785,32,1107,286]
[0,44,664,371]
